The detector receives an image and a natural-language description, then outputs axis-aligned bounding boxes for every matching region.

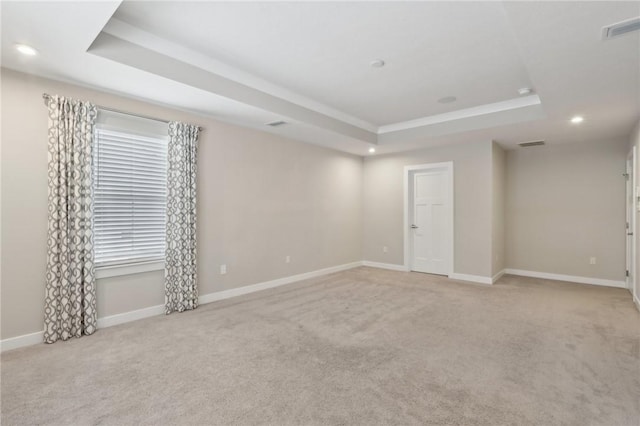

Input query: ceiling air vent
[602,17,640,40]
[266,120,287,127]
[518,140,545,148]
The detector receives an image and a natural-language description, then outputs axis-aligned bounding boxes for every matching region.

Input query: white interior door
[626,150,635,292]
[410,168,451,275]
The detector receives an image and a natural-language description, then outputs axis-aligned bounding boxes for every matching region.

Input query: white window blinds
[93,126,168,267]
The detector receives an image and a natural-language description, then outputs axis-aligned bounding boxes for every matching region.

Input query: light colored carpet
[2,267,639,425]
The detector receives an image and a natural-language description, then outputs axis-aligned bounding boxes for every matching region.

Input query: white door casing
[404,162,454,276]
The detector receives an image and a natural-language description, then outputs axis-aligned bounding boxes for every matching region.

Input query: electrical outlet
[220,264,227,275]
[383,246,388,253]
[589,257,596,265]
[285,256,291,263]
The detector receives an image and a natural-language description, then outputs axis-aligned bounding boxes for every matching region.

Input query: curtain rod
[42,93,203,132]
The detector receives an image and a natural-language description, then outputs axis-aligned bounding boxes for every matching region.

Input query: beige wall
[2,66,633,341]
[1,69,363,340]
[491,142,506,276]
[505,139,627,281]
[362,140,493,277]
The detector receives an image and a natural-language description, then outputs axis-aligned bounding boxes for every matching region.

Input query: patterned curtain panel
[165,122,199,314]
[44,95,98,343]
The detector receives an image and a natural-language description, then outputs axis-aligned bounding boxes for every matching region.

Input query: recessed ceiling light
[518,87,533,96]
[437,96,457,104]
[368,147,376,154]
[15,44,37,56]
[370,59,385,68]
[570,116,584,124]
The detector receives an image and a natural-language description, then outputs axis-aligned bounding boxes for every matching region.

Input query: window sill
[96,261,164,279]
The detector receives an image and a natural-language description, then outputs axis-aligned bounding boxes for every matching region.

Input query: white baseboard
[0,330,45,352]
[504,269,626,289]
[1,305,168,351]
[97,304,166,329]
[361,261,408,272]
[363,262,494,285]
[0,261,362,353]
[492,269,506,284]
[199,261,362,304]
[634,295,640,313]
[448,273,493,285]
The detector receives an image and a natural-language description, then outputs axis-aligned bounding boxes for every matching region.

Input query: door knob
[411,224,419,229]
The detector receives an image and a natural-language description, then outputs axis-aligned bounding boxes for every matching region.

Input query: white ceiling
[1,1,639,156]
[113,1,534,126]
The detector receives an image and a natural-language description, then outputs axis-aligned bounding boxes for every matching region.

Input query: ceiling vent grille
[518,140,545,148]
[266,120,287,127]
[602,17,640,40]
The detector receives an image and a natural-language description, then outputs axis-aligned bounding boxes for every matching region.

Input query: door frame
[403,162,454,275]
[626,146,636,296]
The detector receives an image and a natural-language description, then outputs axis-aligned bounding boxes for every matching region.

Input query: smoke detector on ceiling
[518,140,545,148]
[602,16,640,40]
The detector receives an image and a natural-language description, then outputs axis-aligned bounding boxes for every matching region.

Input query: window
[93,111,168,270]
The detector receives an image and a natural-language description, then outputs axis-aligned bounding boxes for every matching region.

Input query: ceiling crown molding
[379,95,542,134]
[102,18,379,133]
[93,20,546,147]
